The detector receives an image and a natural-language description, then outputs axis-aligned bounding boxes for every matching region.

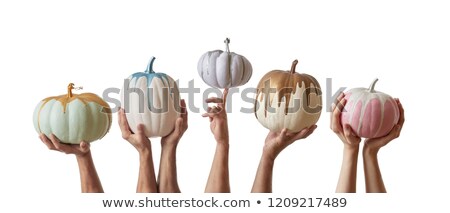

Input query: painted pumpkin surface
[120,57,180,138]
[198,38,252,88]
[33,83,112,144]
[255,60,322,132]
[341,79,399,138]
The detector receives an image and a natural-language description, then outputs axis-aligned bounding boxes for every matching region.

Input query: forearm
[76,152,104,193]
[336,146,359,193]
[158,144,180,193]
[205,143,230,193]
[137,149,158,193]
[363,148,386,193]
[251,155,275,193]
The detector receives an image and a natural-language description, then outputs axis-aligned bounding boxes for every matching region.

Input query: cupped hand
[330,93,361,149]
[161,99,188,147]
[118,108,151,153]
[364,99,405,152]
[39,134,90,157]
[263,125,317,161]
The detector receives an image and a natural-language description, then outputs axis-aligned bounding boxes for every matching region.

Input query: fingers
[79,141,90,153]
[396,99,405,130]
[205,97,224,104]
[222,88,229,106]
[174,117,184,135]
[278,128,288,142]
[201,106,223,118]
[39,134,56,150]
[291,125,317,141]
[331,94,346,133]
[180,99,188,126]
[205,89,228,109]
[343,124,361,144]
[331,93,345,112]
[136,124,147,137]
[49,134,71,154]
[303,125,318,138]
[383,124,402,143]
[118,108,132,140]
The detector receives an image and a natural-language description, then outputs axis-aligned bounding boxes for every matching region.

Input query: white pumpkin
[33,83,112,144]
[197,38,253,88]
[120,57,180,138]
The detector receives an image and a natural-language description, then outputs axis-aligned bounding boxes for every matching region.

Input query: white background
[1,0,449,212]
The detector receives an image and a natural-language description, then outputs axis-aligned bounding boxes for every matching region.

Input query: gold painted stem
[67,83,74,98]
[290,60,299,74]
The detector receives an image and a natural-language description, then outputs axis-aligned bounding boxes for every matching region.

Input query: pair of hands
[330,93,405,152]
[118,99,188,153]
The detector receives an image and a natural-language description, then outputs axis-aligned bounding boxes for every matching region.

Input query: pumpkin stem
[146,57,156,73]
[67,83,74,98]
[290,60,299,74]
[368,78,379,93]
[67,83,83,98]
[224,38,230,53]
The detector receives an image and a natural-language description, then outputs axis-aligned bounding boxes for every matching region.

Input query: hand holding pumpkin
[263,126,317,161]
[364,99,404,153]
[161,99,188,148]
[118,108,151,154]
[202,89,229,144]
[331,93,362,149]
[39,134,90,157]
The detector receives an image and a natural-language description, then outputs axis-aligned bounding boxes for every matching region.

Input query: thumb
[343,124,360,144]
[136,124,147,136]
[79,141,90,152]
[174,117,183,135]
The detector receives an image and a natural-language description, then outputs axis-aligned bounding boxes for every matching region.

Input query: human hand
[202,89,229,144]
[39,134,90,157]
[118,108,151,154]
[331,93,361,150]
[364,99,405,153]
[263,126,317,161]
[161,99,188,148]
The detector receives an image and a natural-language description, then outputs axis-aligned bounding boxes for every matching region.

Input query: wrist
[261,152,276,165]
[138,145,152,156]
[161,139,178,149]
[261,149,278,162]
[343,144,360,153]
[216,138,229,145]
[363,145,379,156]
[76,150,92,160]
[216,142,229,149]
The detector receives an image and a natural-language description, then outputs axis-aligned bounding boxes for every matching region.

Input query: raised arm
[363,99,404,193]
[39,134,103,193]
[203,89,230,193]
[158,99,188,193]
[331,93,362,193]
[118,109,157,193]
[251,126,317,193]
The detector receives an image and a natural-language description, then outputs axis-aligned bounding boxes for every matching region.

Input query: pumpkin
[254,60,322,132]
[33,83,112,144]
[120,57,180,138]
[197,38,252,88]
[340,79,399,138]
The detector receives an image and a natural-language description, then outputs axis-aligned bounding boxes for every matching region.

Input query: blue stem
[146,57,156,73]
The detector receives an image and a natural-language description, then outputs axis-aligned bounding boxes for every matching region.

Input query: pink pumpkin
[341,79,399,138]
